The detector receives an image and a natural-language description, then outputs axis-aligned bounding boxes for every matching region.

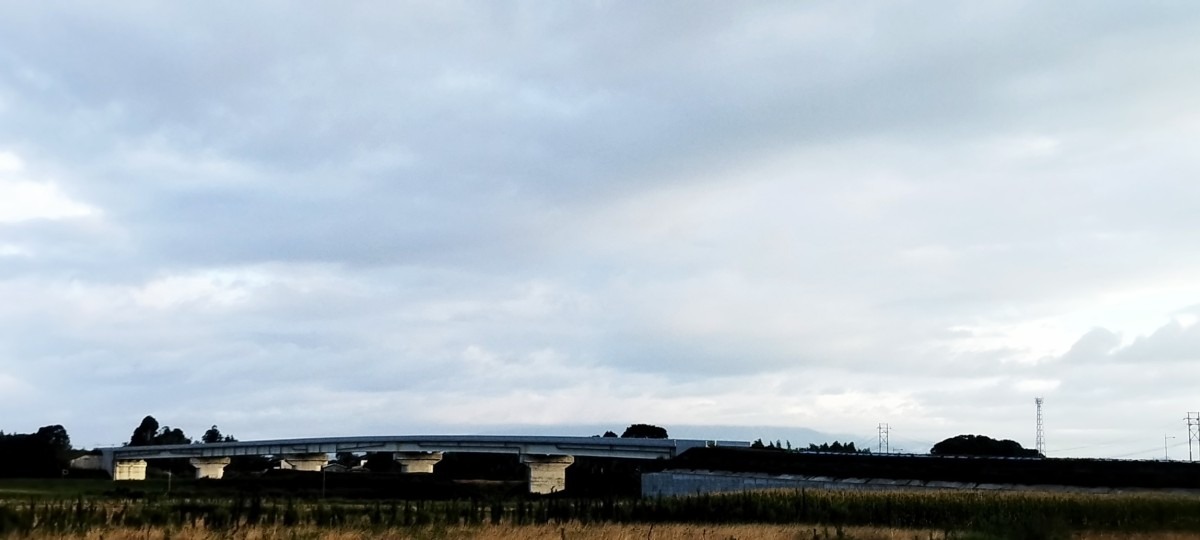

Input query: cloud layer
[2,2,1200,459]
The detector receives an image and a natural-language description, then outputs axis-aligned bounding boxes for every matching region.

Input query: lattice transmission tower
[1035,397,1045,457]
[1187,412,1200,462]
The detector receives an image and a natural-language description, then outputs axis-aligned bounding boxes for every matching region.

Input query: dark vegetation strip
[2,489,1200,537]
[673,447,1200,489]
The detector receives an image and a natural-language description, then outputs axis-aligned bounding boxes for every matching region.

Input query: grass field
[0,478,116,499]
[4,480,1200,539]
[5,523,1200,540]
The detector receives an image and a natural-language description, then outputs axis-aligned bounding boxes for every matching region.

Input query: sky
[2,2,1200,460]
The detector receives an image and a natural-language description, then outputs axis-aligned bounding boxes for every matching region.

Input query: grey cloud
[1059,328,1121,364]
[1114,321,1200,364]
[1055,321,1200,368]
[2,2,1200,453]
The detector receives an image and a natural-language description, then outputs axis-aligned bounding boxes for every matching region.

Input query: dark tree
[0,426,73,477]
[602,431,619,438]
[333,452,362,467]
[154,426,191,445]
[34,425,70,451]
[363,452,399,472]
[201,425,236,444]
[128,416,160,447]
[226,455,272,475]
[931,434,1041,458]
[129,416,193,446]
[202,425,222,444]
[750,438,787,452]
[620,423,668,439]
[804,440,870,454]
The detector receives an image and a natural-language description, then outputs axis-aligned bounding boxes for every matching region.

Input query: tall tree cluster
[201,425,237,444]
[0,424,73,477]
[127,416,193,446]
[931,434,1042,458]
[620,424,669,439]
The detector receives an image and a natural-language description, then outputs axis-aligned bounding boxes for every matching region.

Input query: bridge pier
[114,459,147,481]
[99,436,725,487]
[282,453,328,472]
[395,451,443,473]
[190,457,232,479]
[521,454,574,494]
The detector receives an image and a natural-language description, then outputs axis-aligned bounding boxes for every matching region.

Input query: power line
[883,428,938,450]
[1105,446,1169,459]
[848,437,877,451]
[1105,440,1189,460]
[1049,440,1131,454]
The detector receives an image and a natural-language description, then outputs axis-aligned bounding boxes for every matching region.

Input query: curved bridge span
[100,435,748,493]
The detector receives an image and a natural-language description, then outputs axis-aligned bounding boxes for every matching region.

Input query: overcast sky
[2,2,1200,459]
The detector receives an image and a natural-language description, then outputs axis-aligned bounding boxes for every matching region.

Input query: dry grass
[12,523,1200,540]
[1074,535,1200,540]
[0,522,938,539]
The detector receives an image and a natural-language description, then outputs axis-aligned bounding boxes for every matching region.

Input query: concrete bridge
[100,435,747,493]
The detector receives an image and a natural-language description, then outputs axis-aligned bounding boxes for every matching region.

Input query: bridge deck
[102,435,747,464]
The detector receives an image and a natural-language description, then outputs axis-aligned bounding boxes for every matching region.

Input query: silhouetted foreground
[0,426,72,478]
[3,488,1200,537]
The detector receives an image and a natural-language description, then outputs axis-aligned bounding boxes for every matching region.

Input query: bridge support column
[521,454,574,494]
[114,459,147,481]
[190,457,232,479]
[282,453,328,472]
[395,451,443,473]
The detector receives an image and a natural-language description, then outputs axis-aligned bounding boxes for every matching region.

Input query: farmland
[2,483,1200,539]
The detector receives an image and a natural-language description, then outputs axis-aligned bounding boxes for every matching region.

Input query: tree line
[0,416,241,478]
[127,415,236,446]
[745,433,1040,458]
[0,414,1042,480]
[0,425,73,477]
[596,423,669,439]
[749,438,872,454]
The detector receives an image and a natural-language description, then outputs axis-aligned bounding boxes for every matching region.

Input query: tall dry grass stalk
[11,523,1200,539]
[4,522,948,540]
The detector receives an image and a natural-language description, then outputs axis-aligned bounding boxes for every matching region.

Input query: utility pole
[1165,435,1176,460]
[1187,412,1200,462]
[877,423,890,454]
